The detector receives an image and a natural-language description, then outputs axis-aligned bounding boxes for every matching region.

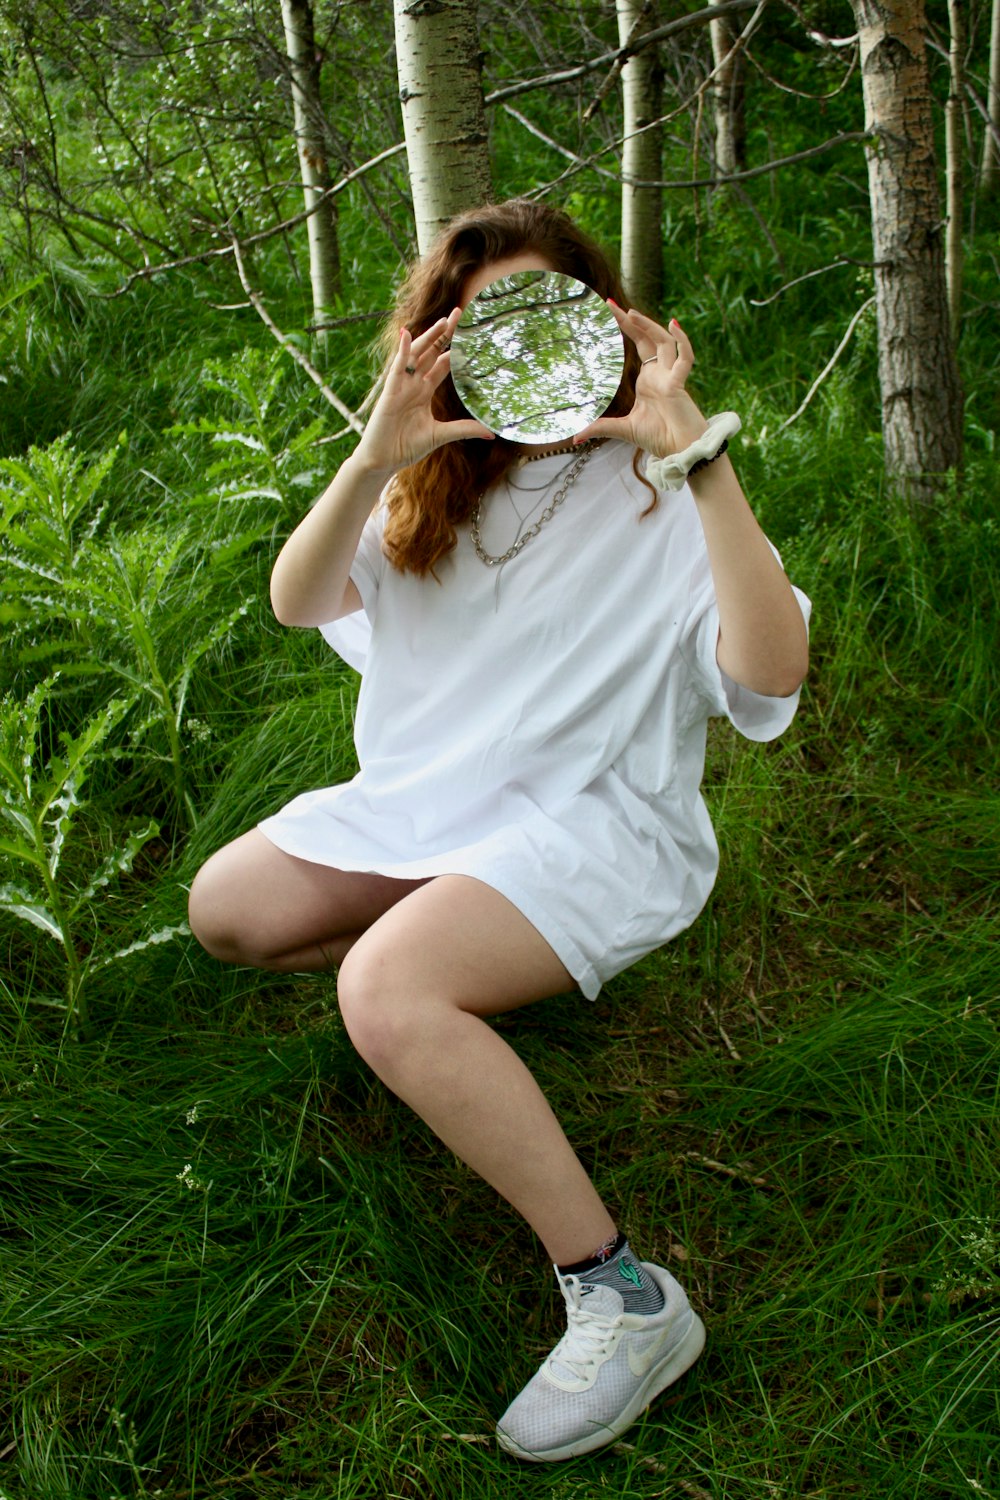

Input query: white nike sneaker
[496,1262,705,1463]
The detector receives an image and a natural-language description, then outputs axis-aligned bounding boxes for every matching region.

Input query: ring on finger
[641,356,658,366]
[405,365,417,375]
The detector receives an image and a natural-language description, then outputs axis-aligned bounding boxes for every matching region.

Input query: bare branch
[682,1151,771,1189]
[750,255,887,306]
[513,112,867,201]
[774,296,876,434]
[484,0,762,108]
[744,37,860,99]
[504,3,763,202]
[627,131,868,188]
[503,105,614,174]
[230,236,365,436]
[582,1,650,124]
[313,425,367,447]
[106,143,407,295]
[776,0,858,48]
[927,36,1000,155]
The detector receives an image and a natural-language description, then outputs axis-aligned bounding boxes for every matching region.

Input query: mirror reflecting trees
[450,270,625,444]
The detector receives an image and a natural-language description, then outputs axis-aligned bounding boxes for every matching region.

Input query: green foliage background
[1,2,998,1496]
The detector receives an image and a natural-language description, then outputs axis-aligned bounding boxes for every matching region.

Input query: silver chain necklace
[470,441,603,568]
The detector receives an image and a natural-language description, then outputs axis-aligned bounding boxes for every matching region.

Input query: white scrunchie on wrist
[644,411,742,492]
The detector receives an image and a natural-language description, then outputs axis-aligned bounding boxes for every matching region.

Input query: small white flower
[176,1162,209,1192]
[16,1063,39,1093]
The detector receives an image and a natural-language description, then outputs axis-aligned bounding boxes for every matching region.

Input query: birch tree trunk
[982,0,1000,192]
[709,0,747,176]
[852,0,963,498]
[394,0,493,254]
[617,0,664,310]
[945,0,964,334]
[281,0,339,344]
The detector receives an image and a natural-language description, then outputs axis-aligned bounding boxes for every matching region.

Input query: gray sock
[557,1232,665,1315]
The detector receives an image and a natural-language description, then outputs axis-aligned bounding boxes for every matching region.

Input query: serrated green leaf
[0,603,33,625]
[72,820,160,909]
[95,921,189,968]
[0,805,38,844]
[15,639,90,664]
[210,430,267,453]
[168,598,253,684]
[0,886,62,941]
[0,835,44,870]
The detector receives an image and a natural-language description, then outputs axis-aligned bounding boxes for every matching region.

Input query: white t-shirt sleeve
[316,504,386,672]
[684,537,812,744]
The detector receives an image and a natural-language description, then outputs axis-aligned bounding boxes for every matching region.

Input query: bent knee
[337,946,433,1071]
[188,859,235,961]
[187,851,262,964]
[336,949,388,1060]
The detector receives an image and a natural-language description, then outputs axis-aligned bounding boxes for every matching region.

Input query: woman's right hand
[353,308,494,476]
[272,310,492,627]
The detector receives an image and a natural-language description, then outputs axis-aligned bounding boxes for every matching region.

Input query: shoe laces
[546,1276,622,1382]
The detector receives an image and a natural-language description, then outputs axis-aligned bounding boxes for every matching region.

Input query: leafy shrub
[0,679,180,1043]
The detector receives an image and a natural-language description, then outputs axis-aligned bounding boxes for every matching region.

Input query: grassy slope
[1,131,998,1500]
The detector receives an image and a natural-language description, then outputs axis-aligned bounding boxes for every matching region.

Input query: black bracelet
[687,438,729,477]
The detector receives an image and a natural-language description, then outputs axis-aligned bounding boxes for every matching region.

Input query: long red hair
[377,199,652,576]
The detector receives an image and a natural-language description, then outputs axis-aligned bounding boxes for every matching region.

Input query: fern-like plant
[0,678,181,1044]
[1,435,253,829]
[168,348,329,515]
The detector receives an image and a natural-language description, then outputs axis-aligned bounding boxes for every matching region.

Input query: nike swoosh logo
[627,1326,677,1380]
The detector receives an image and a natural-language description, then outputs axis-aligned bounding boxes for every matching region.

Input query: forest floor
[1,255,997,1499]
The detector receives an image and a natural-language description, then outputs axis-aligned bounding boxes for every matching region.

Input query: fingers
[438,418,495,444]
[396,311,461,384]
[607,302,695,376]
[572,414,631,445]
[666,318,694,379]
[635,318,693,383]
[383,311,494,456]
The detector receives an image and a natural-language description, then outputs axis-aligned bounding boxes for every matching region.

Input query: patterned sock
[557,1230,666,1315]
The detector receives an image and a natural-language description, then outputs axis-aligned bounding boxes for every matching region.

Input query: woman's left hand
[575,306,709,458]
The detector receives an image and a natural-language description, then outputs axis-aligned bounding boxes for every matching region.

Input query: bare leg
[187,829,429,970]
[190,839,615,1263]
[337,875,617,1265]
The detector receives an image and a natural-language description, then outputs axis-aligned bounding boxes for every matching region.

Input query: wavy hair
[376,199,653,576]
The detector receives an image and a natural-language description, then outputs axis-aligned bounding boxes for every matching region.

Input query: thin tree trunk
[617,0,664,309]
[709,0,747,176]
[394,0,492,254]
[982,0,1000,192]
[281,0,339,344]
[852,0,963,499]
[945,0,964,335]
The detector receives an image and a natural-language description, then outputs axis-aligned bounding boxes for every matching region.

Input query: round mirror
[450,269,625,445]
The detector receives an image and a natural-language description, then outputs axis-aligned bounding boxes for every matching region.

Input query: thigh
[188,829,429,962]
[339,874,575,1019]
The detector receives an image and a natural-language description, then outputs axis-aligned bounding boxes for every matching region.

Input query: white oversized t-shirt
[259,440,811,997]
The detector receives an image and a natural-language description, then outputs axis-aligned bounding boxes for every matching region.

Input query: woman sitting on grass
[188,198,810,1463]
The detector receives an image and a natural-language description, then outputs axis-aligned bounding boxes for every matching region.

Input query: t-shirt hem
[461,869,602,1001]
[255,820,602,1001]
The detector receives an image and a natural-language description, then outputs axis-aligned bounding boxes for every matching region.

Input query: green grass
[2,156,999,1500]
[3,458,997,1496]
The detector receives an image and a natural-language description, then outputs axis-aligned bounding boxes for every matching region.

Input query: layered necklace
[470,439,603,569]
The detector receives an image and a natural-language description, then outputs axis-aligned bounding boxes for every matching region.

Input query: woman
[188,199,810,1462]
